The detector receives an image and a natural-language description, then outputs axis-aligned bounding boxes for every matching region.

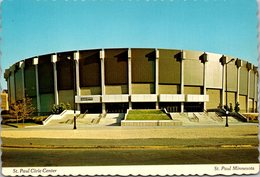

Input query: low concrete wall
[121,120,182,126]
[43,110,80,125]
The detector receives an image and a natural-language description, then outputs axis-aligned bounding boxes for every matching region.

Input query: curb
[2,144,258,149]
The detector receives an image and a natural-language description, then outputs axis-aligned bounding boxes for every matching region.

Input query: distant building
[1,90,9,111]
[4,48,258,114]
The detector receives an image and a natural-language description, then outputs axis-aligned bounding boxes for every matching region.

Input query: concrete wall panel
[57,60,73,90]
[239,65,248,95]
[239,95,247,113]
[206,89,221,109]
[79,50,101,87]
[14,69,23,100]
[105,49,128,85]
[132,83,155,94]
[9,72,16,103]
[40,93,54,112]
[132,49,155,83]
[81,87,101,95]
[105,85,128,94]
[184,59,203,86]
[58,90,74,108]
[227,64,237,92]
[206,56,222,89]
[184,86,202,94]
[24,65,36,97]
[31,96,37,112]
[249,71,255,98]
[159,85,179,94]
[158,49,181,84]
[184,50,204,60]
[38,58,54,94]
[227,92,236,108]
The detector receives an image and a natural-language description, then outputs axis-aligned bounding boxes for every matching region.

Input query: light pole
[68,55,77,129]
[73,58,77,129]
[225,58,235,127]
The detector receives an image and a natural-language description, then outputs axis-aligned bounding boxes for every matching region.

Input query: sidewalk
[2,124,258,149]
[1,124,258,139]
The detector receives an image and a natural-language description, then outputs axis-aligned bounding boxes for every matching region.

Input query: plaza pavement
[1,122,258,140]
[1,114,259,149]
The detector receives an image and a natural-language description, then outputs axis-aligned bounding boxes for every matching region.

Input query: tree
[9,97,36,127]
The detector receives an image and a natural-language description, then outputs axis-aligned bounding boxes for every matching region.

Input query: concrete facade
[4,48,258,114]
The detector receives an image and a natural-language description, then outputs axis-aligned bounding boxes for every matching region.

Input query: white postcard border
[2,164,259,176]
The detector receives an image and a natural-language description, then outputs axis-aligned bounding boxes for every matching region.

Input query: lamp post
[225,58,235,127]
[68,55,77,129]
[73,57,77,129]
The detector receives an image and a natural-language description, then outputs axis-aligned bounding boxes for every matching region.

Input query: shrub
[51,102,71,114]
[1,110,10,115]
[229,103,233,112]
[234,102,240,113]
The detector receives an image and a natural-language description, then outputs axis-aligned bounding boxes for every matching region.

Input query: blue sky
[1,0,258,89]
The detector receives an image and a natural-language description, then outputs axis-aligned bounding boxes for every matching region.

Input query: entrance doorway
[80,103,102,113]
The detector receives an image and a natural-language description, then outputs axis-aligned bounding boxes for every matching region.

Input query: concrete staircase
[98,113,124,126]
[195,112,223,124]
[76,114,102,125]
[46,114,75,125]
[170,112,224,125]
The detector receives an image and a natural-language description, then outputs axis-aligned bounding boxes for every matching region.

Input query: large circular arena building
[4,48,258,114]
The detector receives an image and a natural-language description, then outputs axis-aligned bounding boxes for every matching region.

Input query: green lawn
[126,110,171,120]
[128,110,164,114]
[3,123,39,128]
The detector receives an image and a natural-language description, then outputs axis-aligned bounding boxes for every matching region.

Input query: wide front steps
[47,113,124,126]
[98,113,124,126]
[45,110,244,127]
[170,112,224,125]
[46,113,101,125]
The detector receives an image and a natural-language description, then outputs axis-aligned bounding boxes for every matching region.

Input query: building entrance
[159,102,181,112]
[184,102,203,112]
[106,103,128,113]
[80,103,102,113]
[132,102,156,109]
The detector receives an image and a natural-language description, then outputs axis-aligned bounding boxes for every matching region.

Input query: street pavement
[3,147,258,167]
[2,123,259,167]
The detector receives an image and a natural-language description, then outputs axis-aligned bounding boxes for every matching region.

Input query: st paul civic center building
[4,48,258,114]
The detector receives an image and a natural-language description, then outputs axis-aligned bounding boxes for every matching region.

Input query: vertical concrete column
[74,51,80,110]
[220,56,226,108]
[155,49,159,109]
[253,70,256,112]
[235,59,242,104]
[253,68,258,112]
[8,78,11,103]
[19,61,25,98]
[200,53,208,111]
[4,69,11,104]
[128,48,132,110]
[51,54,59,105]
[203,62,207,111]
[6,72,11,104]
[100,49,106,114]
[180,51,185,113]
[246,63,252,112]
[33,58,41,114]
[10,66,16,101]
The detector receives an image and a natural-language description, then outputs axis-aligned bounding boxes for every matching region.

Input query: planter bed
[121,120,182,126]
